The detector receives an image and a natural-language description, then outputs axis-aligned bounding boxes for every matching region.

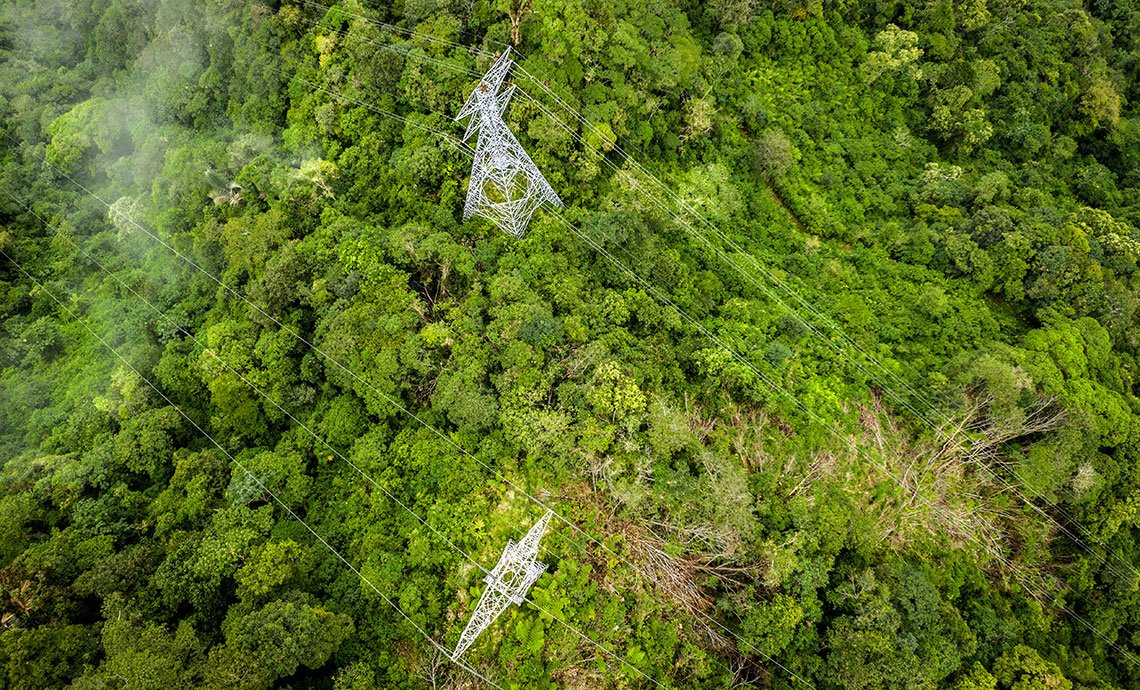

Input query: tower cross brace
[451,510,554,659]
[455,48,562,238]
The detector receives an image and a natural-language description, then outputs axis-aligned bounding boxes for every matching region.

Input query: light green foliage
[332,661,376,690]
[943,232,995,292]
[646,395,693,457]
[111,407,183,483]
[236,539,314,601]
[3,0,1140,687]
[71,597,205,689]
[0,494,41,564]
[957,0,991,32]
[681,96,715,142]
[321,393,368,448]
[149,449,230,533]
[1020,319,1131,447]
[589,361,647,428]
[754,128,798,181]
[953,663,997,690]
[205,600,353,690]
[240,446,312,505]
[930,86,992,153]
[0,624,98,690]
[1080,81,1121,129]
[862,25,924,84]
[44,98,131,176]
[992,645,1073,690]
[195,505,275,579]
[742,590,805,656]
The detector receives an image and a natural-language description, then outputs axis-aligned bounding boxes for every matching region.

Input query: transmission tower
[452,510,553,659]
[455,49,562,238]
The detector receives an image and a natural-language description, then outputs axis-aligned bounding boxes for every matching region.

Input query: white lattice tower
[451,510,553,659]
[455,49,562,238]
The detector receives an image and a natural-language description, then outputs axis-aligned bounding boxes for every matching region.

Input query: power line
[1,188,485,572]
[516,88,943,426]
[295,0,966,449]
[180,0,1140,666]
[544,208,1140,669]
[0,43,1098,677]
[3,116,817,689]
[8,2,1130,670]
[512,83,1140,590]
[510,54,1140,661]
[0,245,508,690]
[1,188,671,687]
[512,60,958,418]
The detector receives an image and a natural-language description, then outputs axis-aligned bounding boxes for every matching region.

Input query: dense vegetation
[3,0,1140,687]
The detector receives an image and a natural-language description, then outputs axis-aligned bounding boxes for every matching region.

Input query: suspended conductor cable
[287,0,1140,596]
[16,19,1117,670]
[6,52,1127,670]
[513,62,952,418]
[4,192,673,689]
[2,188,486,576]
[0,246,507,690]
[3,118,816,683]
[546,208,1140,669]
[514,88,1140,588]
[146,4,1140,660]
[0,5,1063,681]
[517,88,944,432]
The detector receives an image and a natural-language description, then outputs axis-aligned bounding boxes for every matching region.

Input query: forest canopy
[2,0,1140,688]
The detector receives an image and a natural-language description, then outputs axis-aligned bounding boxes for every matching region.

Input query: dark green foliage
[2,0,1140,687]
[0,624,98,690]
[204,599,353,690]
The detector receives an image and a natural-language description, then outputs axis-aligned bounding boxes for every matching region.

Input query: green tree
[205,600,353,690]
[70,596,204,690]
[236,540,314,602]
[0,624,98,690]
[992,645,1073,690]
[754,129,798,181]
[862,25,924,84]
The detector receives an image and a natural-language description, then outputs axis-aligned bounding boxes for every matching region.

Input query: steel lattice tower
[451,510,553,659]
[455,48,562,238]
